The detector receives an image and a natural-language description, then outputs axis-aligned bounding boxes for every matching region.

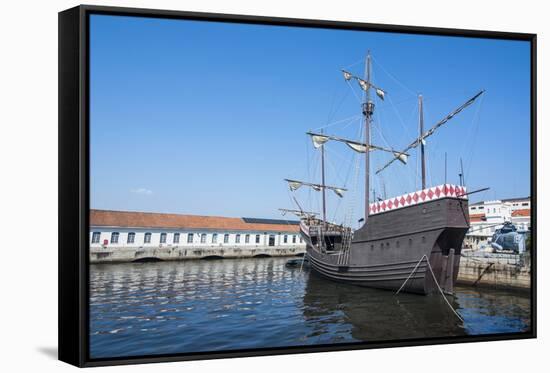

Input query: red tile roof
[90,210,299,232]
[512,209,531,217]
[469,213,486,222]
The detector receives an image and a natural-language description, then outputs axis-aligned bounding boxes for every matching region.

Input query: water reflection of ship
[302,271,466,342]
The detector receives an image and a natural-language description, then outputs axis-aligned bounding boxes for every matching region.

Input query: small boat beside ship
[282,52,485,295]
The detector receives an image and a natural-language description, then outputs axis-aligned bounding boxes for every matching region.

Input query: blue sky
[90,15,531,222]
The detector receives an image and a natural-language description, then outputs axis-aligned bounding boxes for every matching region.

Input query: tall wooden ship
[282,52,484,295]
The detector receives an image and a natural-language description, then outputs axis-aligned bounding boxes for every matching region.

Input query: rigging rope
[371,55,417,98]
[313,114,362,132]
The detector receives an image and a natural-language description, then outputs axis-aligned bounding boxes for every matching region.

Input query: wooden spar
[306,131,409,156]
[376,90,485,175]
[284,179,347,192]
[278,208,319,217]
[419,94,426,190]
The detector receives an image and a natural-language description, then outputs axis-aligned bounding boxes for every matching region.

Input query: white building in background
[465,197,531,250]
[89,209,304,252]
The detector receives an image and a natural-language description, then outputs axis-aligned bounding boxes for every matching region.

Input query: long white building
[465,197,531,250]
[89,209,306,262]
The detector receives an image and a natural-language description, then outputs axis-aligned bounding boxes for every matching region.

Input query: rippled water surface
[90,258,531,358]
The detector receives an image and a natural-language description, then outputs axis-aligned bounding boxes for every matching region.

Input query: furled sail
[342,70,352,81]
[285,179,347,196]
[333,188,346,198]
[376,90,485,174]
[394,152,408,164]
[279,208,319,218]
[288,181,303,191]
[307,132,409,158]
[341,70,386,100]
[312,134,330,149]
[346,142,368,153]
[357,78,370,91]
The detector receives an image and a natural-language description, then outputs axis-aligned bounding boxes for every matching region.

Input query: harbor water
[90,257,531,358]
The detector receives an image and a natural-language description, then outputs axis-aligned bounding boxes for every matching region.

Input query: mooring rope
[424,257,465,323]
[395,255,427,295]
[395,254,465,323]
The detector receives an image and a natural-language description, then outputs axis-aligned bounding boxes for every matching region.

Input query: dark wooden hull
[304,197,469,295]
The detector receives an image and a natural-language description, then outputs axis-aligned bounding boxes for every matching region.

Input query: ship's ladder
[337,228,354,266]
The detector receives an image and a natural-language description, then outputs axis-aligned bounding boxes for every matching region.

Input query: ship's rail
[369,184,467,215]
[301,217,352,235]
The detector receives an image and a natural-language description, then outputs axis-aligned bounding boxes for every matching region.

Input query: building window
[522,202,529,206]
[160,233,167,244]
[268,235,275,246]
[173,233,180,244]
[255,234,260,244]
[91,232,101,244]
[212,233,218,243]
[292,235,296,243]
[224,234,230,243]
[236,234,241,243]
[300,237,303,243]
[187,233,193,243]
[201,233,207,243]
[127,232,135,244]
[110,232,119,244]
[245,234,250,243]
[144,232,152,243]
[284,235,288,243]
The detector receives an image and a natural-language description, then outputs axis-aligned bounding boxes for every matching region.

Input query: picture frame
[59,4,537,367]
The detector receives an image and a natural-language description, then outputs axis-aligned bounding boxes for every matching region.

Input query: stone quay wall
[457,251,531,290]
[90,245,306,263]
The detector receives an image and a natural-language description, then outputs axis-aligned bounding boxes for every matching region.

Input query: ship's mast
[320,129,327,223]
[419,94,426,189]
[363,52,374,223]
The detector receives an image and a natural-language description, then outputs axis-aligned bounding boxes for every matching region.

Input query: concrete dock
[90,245,305,263]
[457,251,531,291]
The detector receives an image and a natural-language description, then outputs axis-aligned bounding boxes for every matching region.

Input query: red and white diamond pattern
[368,184,467,215]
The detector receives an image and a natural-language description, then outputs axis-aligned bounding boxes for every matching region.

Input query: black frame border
[58,4,537,367]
